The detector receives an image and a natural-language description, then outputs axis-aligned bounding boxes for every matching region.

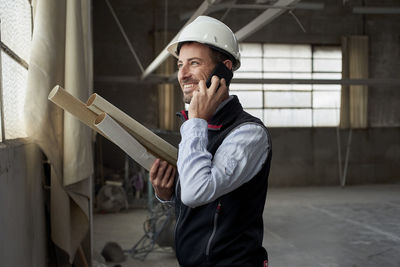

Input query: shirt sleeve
[177,118,270,208]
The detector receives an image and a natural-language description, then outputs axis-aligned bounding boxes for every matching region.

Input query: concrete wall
[367,11,400,126]
[0,140,46,266]
[93,0,400,185]
[269,127,400,186]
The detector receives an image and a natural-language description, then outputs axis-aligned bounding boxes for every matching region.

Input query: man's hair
[177,41,236,69]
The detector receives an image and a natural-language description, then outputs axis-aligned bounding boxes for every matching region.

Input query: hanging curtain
[24,0,93,263]
[340,36,369,128]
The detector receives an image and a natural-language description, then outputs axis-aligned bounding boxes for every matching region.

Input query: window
[231,43,342,127]
[0,0,32,141]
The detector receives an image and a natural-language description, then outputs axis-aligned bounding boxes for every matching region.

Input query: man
[150,16,272,267]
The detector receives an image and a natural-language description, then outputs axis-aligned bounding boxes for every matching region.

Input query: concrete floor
[93,184,400,267]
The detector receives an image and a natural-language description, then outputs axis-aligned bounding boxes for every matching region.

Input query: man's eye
[191,61,199,65]
[177,63,183,69]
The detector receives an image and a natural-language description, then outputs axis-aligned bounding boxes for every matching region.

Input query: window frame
[230,43,342,127]
[0,0,33,141]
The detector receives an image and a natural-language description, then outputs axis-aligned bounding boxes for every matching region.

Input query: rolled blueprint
[95,113,156,171]
[87,93,177,166]
[48,85,98,132]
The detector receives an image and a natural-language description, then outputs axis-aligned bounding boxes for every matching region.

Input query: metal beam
[105,0,144,73]
[213,3,323,11]
[353,7,400,14]
[95,76,400,86]
[179,2,324,21]
[141,0,299,79]
[141,0,220,79]
[235,0,300,41]
[231,78,400,85]
[0,41,29,69]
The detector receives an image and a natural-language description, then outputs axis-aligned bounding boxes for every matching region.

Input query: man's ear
[222,59,233,71]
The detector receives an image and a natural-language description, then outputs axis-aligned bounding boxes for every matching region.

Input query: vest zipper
[206,201,221,257]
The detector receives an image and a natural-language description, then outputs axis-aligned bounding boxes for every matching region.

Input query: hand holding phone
[205,62,233,90]
[188,62,232,120]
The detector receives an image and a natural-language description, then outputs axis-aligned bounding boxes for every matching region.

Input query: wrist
[155,191,172,201]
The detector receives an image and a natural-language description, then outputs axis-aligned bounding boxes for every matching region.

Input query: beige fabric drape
[340,36,369,128]
[25,0,93,263]
[155,31,183,131]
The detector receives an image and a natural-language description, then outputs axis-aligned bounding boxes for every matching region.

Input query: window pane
[292,84,313,91]
[263,44,311,58]
[264,72,312,79]
[264,109,312,127]
[313,109,340,126]
[233,91,263,108]
[313,84,341,91]
[232,43,342,127]
[292,72,312,79]
[313,91,341,108]
[230,83,262,90]
[264,84,312,91]
[234,71,262,79]
[264,72,291,79]
[241,57,262,72]
[1,51,28,139]
[313,47,342,59]
[313,73,341,80]
[0,0,32,62]
[263,84,292,91]
[265,91,311,108]
[239,43,262,57]
[264,58,312,72]
[313,58,342,72]
[244,109,263,122]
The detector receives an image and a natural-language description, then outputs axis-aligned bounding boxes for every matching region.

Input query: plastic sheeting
[340,36,369,129]
[24,0,93,263]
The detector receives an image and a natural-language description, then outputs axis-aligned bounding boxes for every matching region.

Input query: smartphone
[205,62,233,91]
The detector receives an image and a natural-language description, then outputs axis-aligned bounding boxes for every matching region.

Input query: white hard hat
[167,16,241,71]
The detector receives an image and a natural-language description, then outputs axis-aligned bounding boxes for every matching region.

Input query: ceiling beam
[141,0,300,79]
[179,2,324,21]
[140,0,220,79]
[96,75,400,86]
[235,0,300,40]
[353,7,400,14]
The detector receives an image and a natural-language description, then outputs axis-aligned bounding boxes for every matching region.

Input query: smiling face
[177,42,216,104]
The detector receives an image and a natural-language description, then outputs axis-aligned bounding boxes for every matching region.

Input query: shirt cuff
[155,194,175,205]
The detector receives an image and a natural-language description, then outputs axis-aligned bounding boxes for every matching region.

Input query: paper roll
[95,113,156,171]
[87,93,177,166]
[48,85,98,131]
[48,85,110,140]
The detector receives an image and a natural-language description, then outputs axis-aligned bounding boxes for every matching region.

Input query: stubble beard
[183,94,192,105]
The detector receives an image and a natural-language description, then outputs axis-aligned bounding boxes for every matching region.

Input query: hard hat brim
[167,40,241,71]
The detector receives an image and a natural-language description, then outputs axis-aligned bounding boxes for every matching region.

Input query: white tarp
[24,0,93,262]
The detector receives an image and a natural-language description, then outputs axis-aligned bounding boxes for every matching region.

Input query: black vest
[175,96,272,267]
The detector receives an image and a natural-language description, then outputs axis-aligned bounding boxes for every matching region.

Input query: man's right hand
[189,76,229,121]
[149,159,176,201]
